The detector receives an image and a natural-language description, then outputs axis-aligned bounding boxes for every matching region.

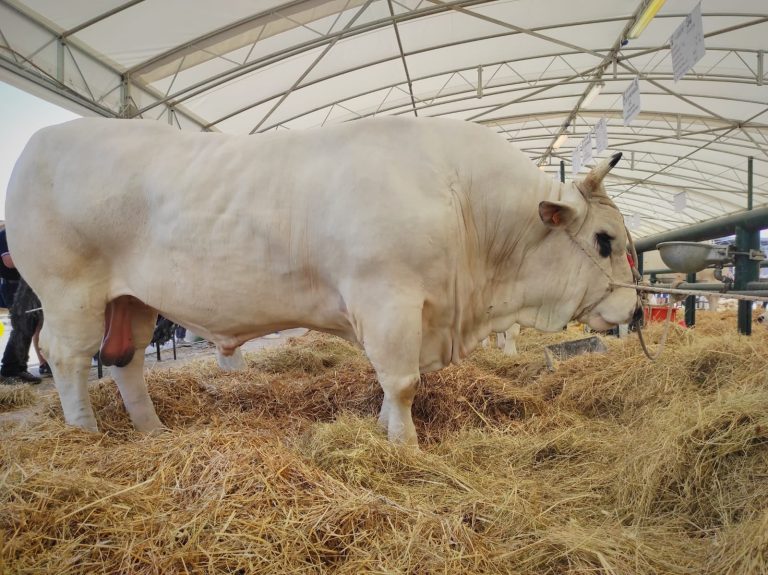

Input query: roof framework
[1,0,766,238]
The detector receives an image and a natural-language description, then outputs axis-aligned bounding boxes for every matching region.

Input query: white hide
[6,117,637,444]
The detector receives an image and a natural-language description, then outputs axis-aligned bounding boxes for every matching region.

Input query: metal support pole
[637,252,644,276]
[56,39,65,82]
[559,160,565,183]
[477,65,483,98]
[735,225,759,334]
[685,272,696,326]
[97,354,102,379]
[736,157,758,334]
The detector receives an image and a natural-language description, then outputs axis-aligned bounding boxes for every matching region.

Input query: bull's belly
[127,279,355,351]
[121,270,483,371]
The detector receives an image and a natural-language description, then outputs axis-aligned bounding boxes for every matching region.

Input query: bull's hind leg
[110,302,163,432]
[39,296,105,431]
[357,297,423,446]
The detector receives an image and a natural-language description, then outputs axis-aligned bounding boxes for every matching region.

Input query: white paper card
[673,191,687,212]
[671,3,705,82]
[572,145,581,175]
[628,213,641,230]
[623,77,641,126]
[582,131,593,165]
[595,117,608,153]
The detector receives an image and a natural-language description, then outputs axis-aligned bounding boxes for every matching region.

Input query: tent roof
[1,0,767,238]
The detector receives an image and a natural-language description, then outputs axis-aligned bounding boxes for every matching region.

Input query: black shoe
[1,371,42,385]
[38,363,52,377]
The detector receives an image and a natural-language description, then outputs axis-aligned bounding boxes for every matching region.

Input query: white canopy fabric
[1,0,766,238]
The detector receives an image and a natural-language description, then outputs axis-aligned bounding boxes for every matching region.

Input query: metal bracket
[729,249,766,261]
[749,249,766,261]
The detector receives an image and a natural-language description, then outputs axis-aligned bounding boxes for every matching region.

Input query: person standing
[0,228,42,384]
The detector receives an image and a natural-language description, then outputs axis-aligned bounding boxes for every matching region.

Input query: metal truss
[1,0,766,238]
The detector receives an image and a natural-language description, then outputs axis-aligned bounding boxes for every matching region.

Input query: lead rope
[624,226,683,361]
[634,295,675,360]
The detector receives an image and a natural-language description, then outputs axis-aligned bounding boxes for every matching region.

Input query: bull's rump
[7,118,507,348]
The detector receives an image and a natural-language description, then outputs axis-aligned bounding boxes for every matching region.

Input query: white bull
[7,117,638,445]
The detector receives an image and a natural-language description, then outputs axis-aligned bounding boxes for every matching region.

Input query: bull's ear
[538,200,579,228]
[581,152,621,197]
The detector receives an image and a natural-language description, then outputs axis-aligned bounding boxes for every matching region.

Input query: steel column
[685,272,696,326]
[736,157,759,334]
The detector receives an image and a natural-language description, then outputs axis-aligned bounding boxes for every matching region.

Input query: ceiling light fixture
[553,134,569,149]
[582,82,604,107]
[627,0,666,39]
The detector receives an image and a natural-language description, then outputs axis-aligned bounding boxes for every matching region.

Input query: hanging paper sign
[582,131,594,166]
[623,77,641,125]
[628,213,641,230]
[572,144,581,175]
[673,191,687,212]
[671,3,705,82]
[595,117,608,153]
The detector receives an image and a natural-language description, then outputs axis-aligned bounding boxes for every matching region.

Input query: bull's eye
[595,232,614,258]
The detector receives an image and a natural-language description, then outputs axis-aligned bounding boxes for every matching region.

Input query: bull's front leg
[355,293,423,446]
[502,323,521,355]
[216,345,247,372]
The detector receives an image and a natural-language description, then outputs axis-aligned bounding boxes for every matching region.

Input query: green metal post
[637,251,644,276]
[685,272,696,327]
[736,157,758,335]
[735,226,759,334]
[560,160,565,183]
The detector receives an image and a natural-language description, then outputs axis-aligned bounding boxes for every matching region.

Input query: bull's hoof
[137,425,169,436]
[131,413,166,434]
[68,420,99,433]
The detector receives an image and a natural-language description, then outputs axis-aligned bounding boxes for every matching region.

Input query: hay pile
[0,384,36,411]
[2,321,768,574]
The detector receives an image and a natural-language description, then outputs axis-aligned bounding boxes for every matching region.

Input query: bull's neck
[481,168,565,273]
[466,168,567,335]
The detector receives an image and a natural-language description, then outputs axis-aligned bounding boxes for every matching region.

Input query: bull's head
[530,152,640,331]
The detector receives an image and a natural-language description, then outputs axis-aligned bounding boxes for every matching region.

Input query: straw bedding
[0,384,36,411]
[1,311,767,574]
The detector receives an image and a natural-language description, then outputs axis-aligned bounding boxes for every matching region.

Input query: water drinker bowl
[657,241,730,274]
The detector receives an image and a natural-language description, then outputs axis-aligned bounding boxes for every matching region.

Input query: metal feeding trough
[656,241,732,274]
[543,336,607,371]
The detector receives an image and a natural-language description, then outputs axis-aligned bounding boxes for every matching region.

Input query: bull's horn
[581,152,622,197]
